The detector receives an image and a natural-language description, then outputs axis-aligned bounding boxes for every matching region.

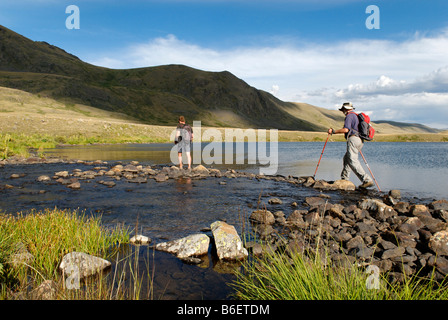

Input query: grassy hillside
[0,24,441,135]
[0,25,324,131]
[1,86,447,160]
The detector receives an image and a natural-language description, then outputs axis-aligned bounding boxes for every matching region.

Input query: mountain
[0,25,439,133]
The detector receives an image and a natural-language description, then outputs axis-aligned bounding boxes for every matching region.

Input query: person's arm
[175,127,180,143]
[328,127,349,135]
[329,113,355,135]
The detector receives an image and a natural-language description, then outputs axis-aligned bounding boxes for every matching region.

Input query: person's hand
[327,128,333,135]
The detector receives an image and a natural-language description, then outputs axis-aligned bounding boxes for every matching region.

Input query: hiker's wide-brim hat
[339,102,355,111]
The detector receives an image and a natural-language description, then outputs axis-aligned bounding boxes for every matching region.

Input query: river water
[1,141,447,300]
[44,141,448,200]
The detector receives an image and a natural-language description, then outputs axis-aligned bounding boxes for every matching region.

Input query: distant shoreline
[2,128,448,160]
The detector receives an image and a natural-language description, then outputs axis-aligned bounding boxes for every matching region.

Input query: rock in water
[59,252,111,279]
[67,182,81,189]
[155,234,210,259]
[130,234,151,245]
[193,165,209,174]
[37,175,51,182]
[154,173,168,182]
[331,179,356,191]
[268,198,282,205]
[211,221,248,261]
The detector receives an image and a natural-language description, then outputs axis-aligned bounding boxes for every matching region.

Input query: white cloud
[270,85,280,96]
[88,28,448,128]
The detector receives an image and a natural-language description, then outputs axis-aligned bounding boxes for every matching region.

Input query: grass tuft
[230,246,448,300]
[0,208,130,298]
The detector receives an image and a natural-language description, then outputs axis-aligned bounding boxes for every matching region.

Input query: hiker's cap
[339,102,355,111]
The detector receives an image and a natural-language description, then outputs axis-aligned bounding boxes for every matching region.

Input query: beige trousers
[341,135,372,184]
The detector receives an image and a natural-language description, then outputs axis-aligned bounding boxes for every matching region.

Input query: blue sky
[1,0,448,128]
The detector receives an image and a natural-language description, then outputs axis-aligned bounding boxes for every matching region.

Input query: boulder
[67,182,81,189]
[346,235,364,250]
[268,197,283,205]
[286,210,308,228]
[429,230,448,256]
[305,196,327,207]
[435,256,448,275]
[249,209,275,225]
[359,199,397,221]
[303,211,321,226]
[389,189,402,199]
[9,242,34,268]
[98,180,116,187]
[154,173,168,182]
[410,204,431,217]
[416,215,446,233]
[430,200,448,211]
[30,280,58,300]
[302,176,315,187]
[211,221,248,261]
[394,202,410,214]
[37,175,51,182]
[128,177,147,184]
[59,252,111,279]
[123,164,139,173]
[130,235,151,245]
[192,165,209,174]
[55,171,69,178]
[381,247,406,260]
[111,165,123,173]
[312,180,332,189]
[331,179,356,191]
[155,234,210,259]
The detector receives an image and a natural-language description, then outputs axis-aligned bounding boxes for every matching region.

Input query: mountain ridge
[0,24,439,134]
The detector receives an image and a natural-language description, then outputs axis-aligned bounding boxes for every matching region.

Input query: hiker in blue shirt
[328,102,374,189]
[175,116,194,170]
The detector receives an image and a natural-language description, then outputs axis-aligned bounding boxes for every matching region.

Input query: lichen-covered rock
[211,221,248,261]
[59,252,111,279]
[429,230,448,256]
[155,234,210,259]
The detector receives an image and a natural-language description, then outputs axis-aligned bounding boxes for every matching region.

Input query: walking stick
[313,133,330,179]
[359,150,381,192]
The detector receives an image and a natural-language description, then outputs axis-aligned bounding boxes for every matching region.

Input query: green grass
[0,132,171,159]
[230,245,448,300]
[0,208,130,299]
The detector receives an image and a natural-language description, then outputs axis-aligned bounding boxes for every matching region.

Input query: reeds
[231,219,448,300]
[0,207,131,299]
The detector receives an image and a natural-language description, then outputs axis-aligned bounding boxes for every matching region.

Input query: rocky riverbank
[2,155,448,285]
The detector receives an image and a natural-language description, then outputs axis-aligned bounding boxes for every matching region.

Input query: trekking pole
[359,150,381,192]
[313,133,330,179]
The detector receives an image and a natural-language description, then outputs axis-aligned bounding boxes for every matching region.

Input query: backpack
[178,124,193,142]
[356,112,375,141]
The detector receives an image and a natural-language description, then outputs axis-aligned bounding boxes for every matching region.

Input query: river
[44,141,448,200]
[1,141,447,300]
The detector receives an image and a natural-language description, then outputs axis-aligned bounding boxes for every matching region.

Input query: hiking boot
[359,181,374,189]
